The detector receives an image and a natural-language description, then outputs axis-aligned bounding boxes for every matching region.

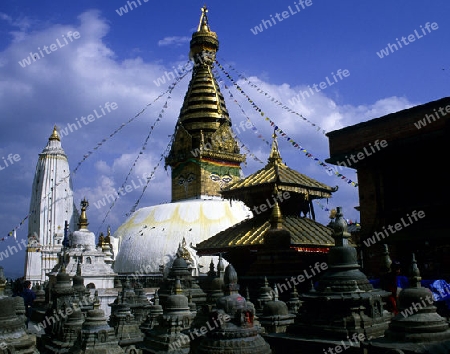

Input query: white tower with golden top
[24,126,79,284]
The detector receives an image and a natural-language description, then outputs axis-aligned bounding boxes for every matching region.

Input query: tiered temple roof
[196,135,338,255]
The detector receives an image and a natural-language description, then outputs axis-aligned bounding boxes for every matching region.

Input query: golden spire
[268,132,282,164]
[165,5,245,202]
[197,5,210,32]
[270,188,283,229]
[189,5,218,61]
[78,198,89,229]
[49,125,60,141]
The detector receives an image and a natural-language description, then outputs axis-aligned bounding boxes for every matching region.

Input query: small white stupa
[48,198,117,316]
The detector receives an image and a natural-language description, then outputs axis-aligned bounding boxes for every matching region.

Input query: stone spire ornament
[285,207,391,351]
[0,297,39,353]
[259,285,295,334]
[196,264,272,354]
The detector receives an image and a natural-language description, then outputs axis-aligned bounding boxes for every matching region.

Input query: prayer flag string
[213,67,271,152]
[217,56,327,135]
[127,135,175,217]
[97,69,192,231]
[73,63,192,174]
[215,60,358,188]
[2,65,192,244]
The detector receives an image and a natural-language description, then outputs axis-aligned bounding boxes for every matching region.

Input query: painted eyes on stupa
[186,173,195,182]
[210,174,221,182]
[210,174,232,184]
[221,175,232,184]
[178,173,196,185]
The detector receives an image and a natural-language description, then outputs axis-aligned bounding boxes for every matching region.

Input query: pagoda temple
[196,134,339,282]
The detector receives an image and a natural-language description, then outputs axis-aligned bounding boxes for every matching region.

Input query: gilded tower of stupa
[165,5,245,201]
[112,6,251,276]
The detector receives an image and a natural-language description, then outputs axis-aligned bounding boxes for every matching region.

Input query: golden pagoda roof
[196,214,335,255]
[222,136,337,200]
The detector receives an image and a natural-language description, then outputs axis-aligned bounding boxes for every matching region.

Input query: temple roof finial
[268,132,282,164]
[270,187,283,229]
[49,125,60,141]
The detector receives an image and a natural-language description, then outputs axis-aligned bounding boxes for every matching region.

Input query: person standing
[21,280,36,328]
[380,261,401,315]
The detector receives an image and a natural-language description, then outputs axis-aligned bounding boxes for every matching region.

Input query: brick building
[326,97,450,279]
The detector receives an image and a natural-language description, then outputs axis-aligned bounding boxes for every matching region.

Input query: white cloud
[0,9,416,242]
[157,36,190,47]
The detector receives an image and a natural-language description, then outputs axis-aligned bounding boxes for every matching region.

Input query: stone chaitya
[130,280,151,325]
[157,244,206,308]
[196,264,272,354]
[362,253,450,353]
[108,280,144,353]
[38,265,91,353]
[264,207,392,353]
[293,207,391,335]
[69,297,124,354]
[259,286,295,334]
[0,297,39,353]
[140,279,194,354]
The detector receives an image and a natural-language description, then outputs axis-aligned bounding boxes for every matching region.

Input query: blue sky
[0,0,448,277]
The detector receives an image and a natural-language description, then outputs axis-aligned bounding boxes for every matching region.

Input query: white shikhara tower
[25,126,79,284]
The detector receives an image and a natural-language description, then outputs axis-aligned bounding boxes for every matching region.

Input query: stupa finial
[78,198,89,230]
[49,125,60,141]
[197,5,210,32]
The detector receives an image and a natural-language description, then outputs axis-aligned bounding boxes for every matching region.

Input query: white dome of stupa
[112,198,251,275]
